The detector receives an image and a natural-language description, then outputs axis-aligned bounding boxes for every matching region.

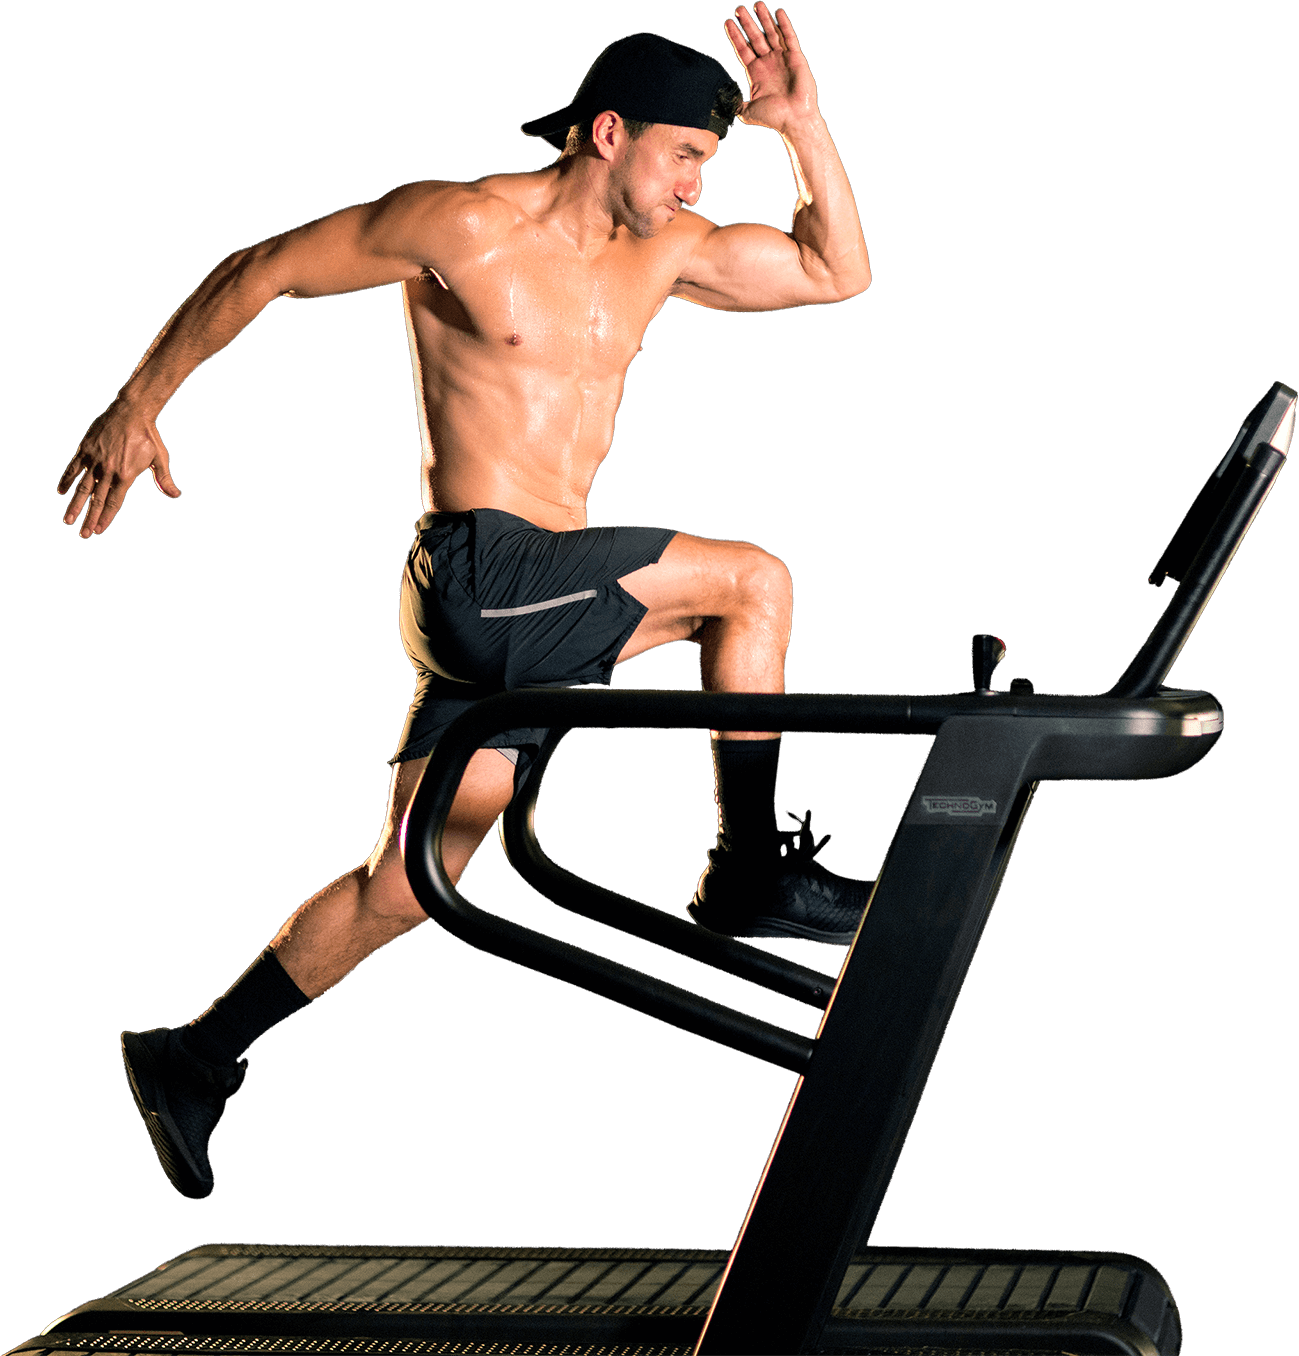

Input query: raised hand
[58,399,181,537]
[724,4,819,134]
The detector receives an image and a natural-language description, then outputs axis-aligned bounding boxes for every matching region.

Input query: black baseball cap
[521,33,743,152]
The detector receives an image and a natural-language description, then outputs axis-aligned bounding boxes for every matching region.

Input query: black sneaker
[689,811,875,944]
[121,1027,246,1199]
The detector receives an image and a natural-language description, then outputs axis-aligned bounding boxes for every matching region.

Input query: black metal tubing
[494,688,1222,1010]
[1114,380,1290,698]
[499,727,839,1011]
[1110,440,1287,698]
[403,691,943,1075]
[404,701,830,1075]
[403,688,1219,1079]
[1148,380,1294,586]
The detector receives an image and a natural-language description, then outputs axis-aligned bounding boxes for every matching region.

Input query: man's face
[607,122,719,239]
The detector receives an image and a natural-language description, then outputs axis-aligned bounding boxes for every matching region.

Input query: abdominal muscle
[405,264,649,534]
[422,367,625,533]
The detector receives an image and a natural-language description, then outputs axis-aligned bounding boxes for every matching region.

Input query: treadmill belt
[13,1242,1178,1356]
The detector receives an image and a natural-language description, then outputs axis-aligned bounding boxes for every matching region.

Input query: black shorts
[391,509,676,766]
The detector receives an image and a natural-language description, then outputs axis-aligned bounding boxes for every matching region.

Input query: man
[60,4,871,1199]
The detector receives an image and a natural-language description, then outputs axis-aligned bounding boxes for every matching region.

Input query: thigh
[616,530,778,661]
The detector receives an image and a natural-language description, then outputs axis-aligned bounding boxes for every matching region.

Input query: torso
[401,172,703,532]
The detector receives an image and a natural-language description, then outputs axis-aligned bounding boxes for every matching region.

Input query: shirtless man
[60,6,871,1199]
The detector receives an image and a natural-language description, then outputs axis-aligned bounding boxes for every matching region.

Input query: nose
[677,168,702,207]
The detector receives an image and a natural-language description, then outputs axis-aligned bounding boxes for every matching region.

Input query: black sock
[712,736,781,854]
[177,948,311,1067]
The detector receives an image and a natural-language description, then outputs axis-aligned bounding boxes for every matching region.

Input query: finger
[150,443,182,499]
[734,6,770,53]
[144,428,180,499]
[723,17,756,66]
[64,466,96,526]
[754,1,785,50]
[56,455,85,499]
[91,463,153,535]
[774,7,803,55]
[80,473,116,538]
[95,477,130,534]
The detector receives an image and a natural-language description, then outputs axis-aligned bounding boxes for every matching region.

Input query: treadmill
[14,382,1293,1356]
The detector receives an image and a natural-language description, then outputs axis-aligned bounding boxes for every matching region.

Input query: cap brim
[521,107,579,152]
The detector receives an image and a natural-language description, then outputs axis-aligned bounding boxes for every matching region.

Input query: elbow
[807,254,870,305]
[835,268,871,302]
[206,243,265,303]
[799,271,869,308]
[223,237,297,301]
[217,243,261,280]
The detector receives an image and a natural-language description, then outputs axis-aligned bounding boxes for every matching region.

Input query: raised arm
[673,4,870,312]
[59,183,450,537]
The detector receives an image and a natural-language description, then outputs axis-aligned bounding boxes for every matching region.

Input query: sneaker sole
[120,1031,213,1199]
[687,899,858,946]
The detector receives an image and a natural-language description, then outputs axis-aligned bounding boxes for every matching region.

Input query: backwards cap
[521,32,742,152]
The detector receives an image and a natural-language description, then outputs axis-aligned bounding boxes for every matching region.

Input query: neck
[537,153,621,254]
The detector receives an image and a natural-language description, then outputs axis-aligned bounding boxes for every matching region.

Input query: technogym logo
[921,795,997,818]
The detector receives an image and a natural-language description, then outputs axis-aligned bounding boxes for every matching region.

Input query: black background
[15,5,1296,1350]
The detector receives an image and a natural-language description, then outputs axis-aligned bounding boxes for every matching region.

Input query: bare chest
[409,231,672,374]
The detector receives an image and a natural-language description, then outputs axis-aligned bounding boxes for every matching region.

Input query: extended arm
[59,184,447,536]
[673,4,870,312]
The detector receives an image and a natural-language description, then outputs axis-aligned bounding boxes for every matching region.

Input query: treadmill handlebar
[402,686,1219,1071]
[404,685,1219,740]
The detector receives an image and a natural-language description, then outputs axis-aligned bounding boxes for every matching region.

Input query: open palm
[724,4,818,133]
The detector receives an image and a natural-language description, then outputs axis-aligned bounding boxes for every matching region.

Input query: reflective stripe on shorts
[480,589,598,618]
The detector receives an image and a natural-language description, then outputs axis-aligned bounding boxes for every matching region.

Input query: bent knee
[731,544,793,616]
[357,860,428,928]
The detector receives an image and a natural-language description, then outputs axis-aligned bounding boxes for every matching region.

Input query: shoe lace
[778,810,831,864]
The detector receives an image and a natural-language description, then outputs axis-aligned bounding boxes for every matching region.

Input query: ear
[590,110,623,162]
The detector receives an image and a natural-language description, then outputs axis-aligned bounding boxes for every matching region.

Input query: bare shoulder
[369,177,507,231]
[362,176,537,264]
[246,175,567,299]
[662,207,725,281]
[667,206,721,251]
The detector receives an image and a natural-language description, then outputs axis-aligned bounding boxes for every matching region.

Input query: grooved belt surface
[110,1245,1137,1321]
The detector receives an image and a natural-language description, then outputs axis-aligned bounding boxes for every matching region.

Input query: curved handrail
[402,687,1227,1070]
[403,690,945,1073]
[403,697,823,1072]
[499,727,840,1011]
